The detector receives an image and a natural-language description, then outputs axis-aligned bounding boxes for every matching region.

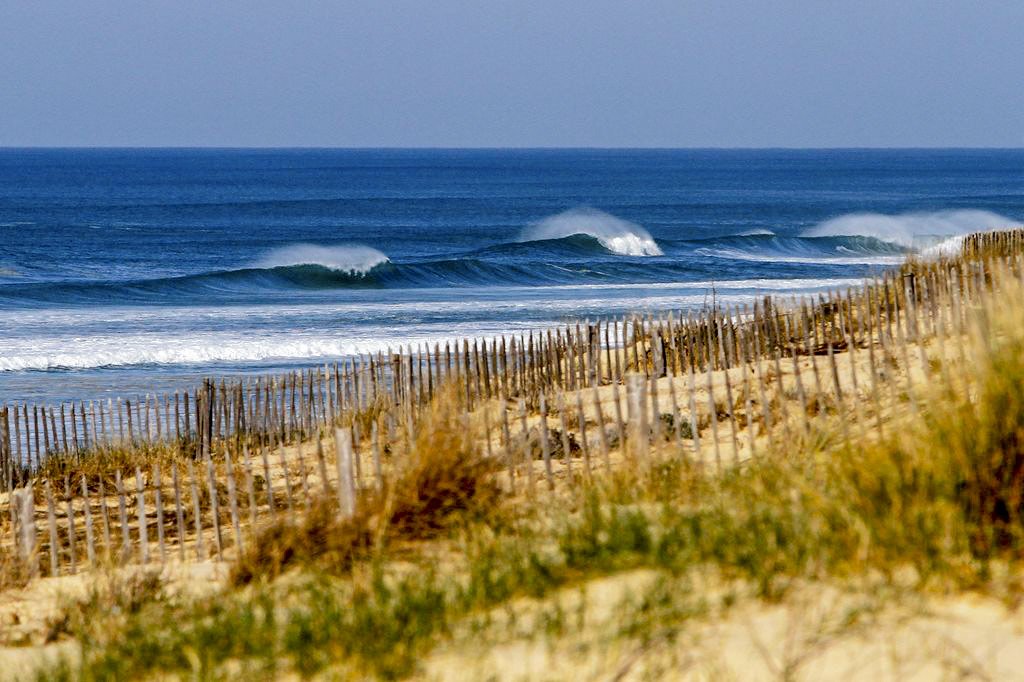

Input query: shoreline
[2,227,1024,678]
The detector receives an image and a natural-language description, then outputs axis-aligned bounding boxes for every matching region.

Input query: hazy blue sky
[2,1,1021,147]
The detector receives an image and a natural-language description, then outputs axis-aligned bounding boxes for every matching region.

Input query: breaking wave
[519,208,663,256]
[800,209,1014,249]
[255,244,389,274]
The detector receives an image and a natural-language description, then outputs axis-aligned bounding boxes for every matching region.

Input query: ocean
[1,148,1021,405]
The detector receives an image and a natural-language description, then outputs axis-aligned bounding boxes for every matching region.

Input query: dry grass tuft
[231,497,374,585]
[232,387,501,584]
[382,393,503,540]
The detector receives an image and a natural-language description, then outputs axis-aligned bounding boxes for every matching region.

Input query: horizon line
[1,145,1023,152]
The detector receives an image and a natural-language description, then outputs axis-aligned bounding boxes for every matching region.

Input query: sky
[1,1,1022,148]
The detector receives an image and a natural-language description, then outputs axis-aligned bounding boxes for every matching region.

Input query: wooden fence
[2,227,1024,579]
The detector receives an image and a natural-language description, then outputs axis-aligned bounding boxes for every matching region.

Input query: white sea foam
[734,228,776,237]
[0,276,864,373]
[520,208,663,257]
[800,209,1015,249]
[0,337,378,372]
[0,328,524,372]
[255,244,389,274]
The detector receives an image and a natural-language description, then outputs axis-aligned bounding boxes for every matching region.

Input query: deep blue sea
[1,148,1022,405]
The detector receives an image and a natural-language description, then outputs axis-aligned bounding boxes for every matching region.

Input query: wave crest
[520,208,663,257]
[255,244,389,275]
[800,210,1015,248]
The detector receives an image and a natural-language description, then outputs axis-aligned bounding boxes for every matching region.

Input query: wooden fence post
[81,476,96,566]
[135,468,149,565]
[335,428,356,519]
[13,486,38,578]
